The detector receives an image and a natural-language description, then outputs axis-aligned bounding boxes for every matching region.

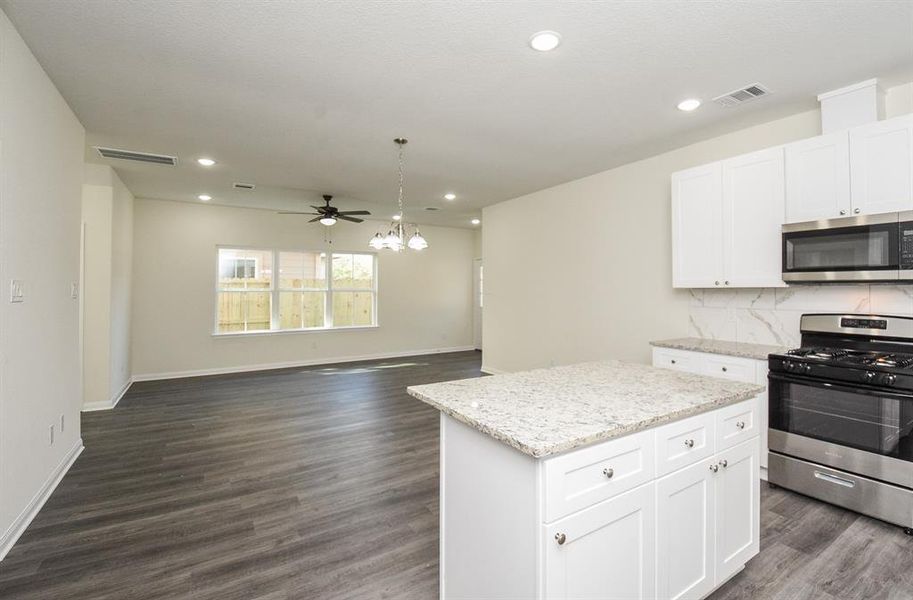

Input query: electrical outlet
[70,282,79,300]
[49,424,55,446]
[10,280,24,303]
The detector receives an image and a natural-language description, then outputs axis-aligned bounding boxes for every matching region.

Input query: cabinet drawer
[652,348,701,373]
[543,429,655,522]
[655,411,715,477]
[702,354,756,383]
[715,399,759,451]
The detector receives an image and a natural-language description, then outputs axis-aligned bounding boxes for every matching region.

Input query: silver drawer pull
[603,467,614,479]
[555,532,566,545]
[721,366,728,372]
[719,459,728,468]
[709,464,719,473]
[684,439,694,448]
[736,421,745,430]
[670,359,676,364]
[814,471,856,488]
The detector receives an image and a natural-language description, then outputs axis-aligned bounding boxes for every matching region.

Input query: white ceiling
[2,1,912,228]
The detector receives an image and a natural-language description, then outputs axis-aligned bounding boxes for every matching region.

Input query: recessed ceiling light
[197,157,216,166]
[392,214,402,221]
[529,31,561,52]
[198,194,212,201]
[443,193,456,201]
[677,98,701,112]
[471,218,481,225]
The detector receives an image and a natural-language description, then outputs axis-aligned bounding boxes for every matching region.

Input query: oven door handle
[768,371,913,401]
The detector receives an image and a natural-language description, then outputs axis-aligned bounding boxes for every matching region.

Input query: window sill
[212,325,379,338]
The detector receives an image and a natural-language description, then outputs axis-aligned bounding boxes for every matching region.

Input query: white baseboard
[82,376,134,412]
[480,364,507,375]
[133,345,478,382]
[0,438,83,561]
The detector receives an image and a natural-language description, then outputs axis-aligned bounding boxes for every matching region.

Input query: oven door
[768,372,913,488]
[782,215,899,282]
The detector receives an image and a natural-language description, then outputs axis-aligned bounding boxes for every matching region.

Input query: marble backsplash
[689,284,913,348]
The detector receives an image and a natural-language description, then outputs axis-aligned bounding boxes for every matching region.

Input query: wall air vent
[424,207,440,211]
[94,146,177,165]
[712,83,771,107]
[233,182,256,190]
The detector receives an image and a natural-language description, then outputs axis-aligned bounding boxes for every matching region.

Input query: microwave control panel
[901,222,913,270]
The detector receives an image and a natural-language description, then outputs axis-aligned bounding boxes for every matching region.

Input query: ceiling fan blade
[308,216,324,223]
[336,215,364,223]
[278,211,321,215]
[337,210,371,216]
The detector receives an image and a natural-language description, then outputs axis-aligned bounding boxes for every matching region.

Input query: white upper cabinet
[672,163,724,288]
[723,147,785,287]
[785,131,851,223]
[850,115,913,215]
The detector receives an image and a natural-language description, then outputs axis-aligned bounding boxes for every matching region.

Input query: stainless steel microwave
[782,212,913,282]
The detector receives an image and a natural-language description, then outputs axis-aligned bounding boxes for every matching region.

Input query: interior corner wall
[0,7,85,556]
[130,199,475,378]
[81,164,134,410]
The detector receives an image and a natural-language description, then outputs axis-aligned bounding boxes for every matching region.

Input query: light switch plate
[70,282,79,300]
[10,280,23,303]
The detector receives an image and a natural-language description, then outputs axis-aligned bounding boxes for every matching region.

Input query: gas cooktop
[784,347,913,370]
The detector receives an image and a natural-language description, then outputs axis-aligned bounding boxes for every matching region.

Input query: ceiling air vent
[713,83,771,107]
[94,146,177,165]
[233,182,256,190]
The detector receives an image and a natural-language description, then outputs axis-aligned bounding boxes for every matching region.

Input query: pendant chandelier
[369,138,428,252]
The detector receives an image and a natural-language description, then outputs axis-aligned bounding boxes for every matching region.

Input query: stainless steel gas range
[767,313,913,533]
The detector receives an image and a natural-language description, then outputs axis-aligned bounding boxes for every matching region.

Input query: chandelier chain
[397,141,405,215]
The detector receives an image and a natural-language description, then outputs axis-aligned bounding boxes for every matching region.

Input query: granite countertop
[407,361,763,458]
[650,337,788,361]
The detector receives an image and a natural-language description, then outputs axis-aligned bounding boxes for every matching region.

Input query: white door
[714,438,760,585]
[785,131,851,223]
[722,147,786,288]
[545,484,656,600]
[671,163,724,288]
[656,457,716,600]
[473,258,482,350]
[850,115,913,216]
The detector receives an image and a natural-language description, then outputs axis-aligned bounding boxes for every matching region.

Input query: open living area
[1,2,913,599]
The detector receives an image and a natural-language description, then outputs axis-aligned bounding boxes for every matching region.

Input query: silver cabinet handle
[670,359,676,364]
[736,421,746,430]
[709,464,719,473]
[839,209,847,215]
[603,468,614,479]
[721,366,728,372]
[814,471,855,488]
[724,280,730,285]
[714,281,720,286]
[684,439,694,448]
[854,208,861,214]
[555,532,567,545]
[719,459,728,468]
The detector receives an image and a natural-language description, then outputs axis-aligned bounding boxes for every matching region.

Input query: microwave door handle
[768,372,913,402]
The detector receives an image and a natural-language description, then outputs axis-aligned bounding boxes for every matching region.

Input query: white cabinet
[715,439,760,584]
[544,484,656,600]
[723,148,786,287]
[656,457,716,600]
[672,163,724,288]
[850,115,913,215]
[656,440,760,600]
[672,150,785,289]
[785,131,851,223]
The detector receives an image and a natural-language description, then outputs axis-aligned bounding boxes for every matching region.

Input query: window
[216,248,376,334]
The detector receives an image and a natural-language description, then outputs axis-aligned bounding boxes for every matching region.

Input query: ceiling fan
[279,195,371,226]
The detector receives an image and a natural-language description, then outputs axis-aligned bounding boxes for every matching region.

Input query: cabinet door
[785,131,851,223]
[850,115,913,215]
[672,163,724,288]
[722,147,786,287]
[545,484,656,600]
[715,439,760,584]
[656,457,716,600]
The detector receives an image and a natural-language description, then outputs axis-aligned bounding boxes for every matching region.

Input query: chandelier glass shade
[370,138,428,252]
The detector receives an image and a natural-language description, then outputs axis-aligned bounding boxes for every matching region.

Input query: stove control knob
[803,364,812,374]
[884,374,897,387]
[784,361,794,371]
[863,371,876,383]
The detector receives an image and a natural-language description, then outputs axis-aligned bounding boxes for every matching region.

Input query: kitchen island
[407,360,764,600]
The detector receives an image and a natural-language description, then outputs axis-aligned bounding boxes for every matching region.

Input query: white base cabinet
[439,398,761,599]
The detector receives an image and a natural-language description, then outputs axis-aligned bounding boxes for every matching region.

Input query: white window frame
[214,246,378,336]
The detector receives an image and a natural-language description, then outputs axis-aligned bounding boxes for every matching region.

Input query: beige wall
[0,9,85,555]
[131,199,475,377]
[482,83,913,374]
[81,164,134,409]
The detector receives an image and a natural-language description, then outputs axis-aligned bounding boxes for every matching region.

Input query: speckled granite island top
[651,337,788,361]
[407,361,763,458]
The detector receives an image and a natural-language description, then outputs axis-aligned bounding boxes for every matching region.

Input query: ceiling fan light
[408,232,428,250]
[320,217,337,226]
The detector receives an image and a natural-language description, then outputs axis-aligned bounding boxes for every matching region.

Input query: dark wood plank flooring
[1,349,911,599]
